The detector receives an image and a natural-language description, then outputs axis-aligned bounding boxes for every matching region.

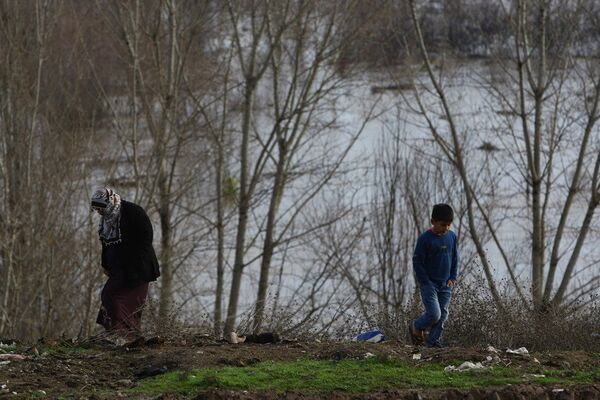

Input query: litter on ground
[506,347,529,355]
[227,332,246,344]
[486,345,499,353]
[353,330,385,343]
[412,353,421,360]
[444,361,486,372]
[523,373,545,379]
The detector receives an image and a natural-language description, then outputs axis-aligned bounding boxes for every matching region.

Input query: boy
[409,203,458,348]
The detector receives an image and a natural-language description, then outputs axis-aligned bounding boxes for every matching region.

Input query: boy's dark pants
[414,281,452,347]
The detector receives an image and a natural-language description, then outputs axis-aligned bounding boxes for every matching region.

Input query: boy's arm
[449,232,459,281]
[412,235,431,287]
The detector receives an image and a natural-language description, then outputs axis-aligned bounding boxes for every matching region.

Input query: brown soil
[1,335,599,399]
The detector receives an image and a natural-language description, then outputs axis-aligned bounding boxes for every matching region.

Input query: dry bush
[112,278,600,351]
[362,275,600,352]
[445,277,600,352]
[138,297,214,341]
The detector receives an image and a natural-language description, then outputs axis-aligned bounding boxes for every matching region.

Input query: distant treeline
[339,0,600,65]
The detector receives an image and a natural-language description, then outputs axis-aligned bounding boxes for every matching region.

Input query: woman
[91,188,160,338]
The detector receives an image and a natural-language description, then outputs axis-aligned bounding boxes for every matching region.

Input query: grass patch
[0,342,17,353]
[131,358,600,396]
[42,345,91,356]
[534,369,600,385]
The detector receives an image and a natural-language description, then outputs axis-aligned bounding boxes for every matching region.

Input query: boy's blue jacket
[412,229,458,286]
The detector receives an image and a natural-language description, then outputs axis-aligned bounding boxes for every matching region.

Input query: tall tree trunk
[528,0,547,309]
[214,142,225,336]
[224,78,256,335]
[158,160,173,321]
[157,0,178,321]
[253,144,286,334]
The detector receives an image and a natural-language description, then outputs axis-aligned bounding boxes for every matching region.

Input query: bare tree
[472,0,600,309]
[221,0,381,335]
[250,0,381,334]
[221,0,283,336]
[184,42,239,336]
[406,0,600,312]
[95,0,218,321]
[0,1,107,339]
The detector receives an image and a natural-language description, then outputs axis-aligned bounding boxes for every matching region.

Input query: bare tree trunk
[213,144,225,336]
[224,78,256,335]
[223,0,279,335]
[526,0,547,309]
[156,0,179,321]
[158,160,173,320]
[253,146,286,334]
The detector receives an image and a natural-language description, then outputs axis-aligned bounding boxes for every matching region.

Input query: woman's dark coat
[101,200,160,286]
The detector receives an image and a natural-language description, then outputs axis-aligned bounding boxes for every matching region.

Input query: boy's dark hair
[431,203,454,222]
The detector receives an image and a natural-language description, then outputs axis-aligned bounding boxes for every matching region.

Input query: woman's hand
[447,279,456,287]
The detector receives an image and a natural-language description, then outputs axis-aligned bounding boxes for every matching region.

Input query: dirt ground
[1,334,600,399]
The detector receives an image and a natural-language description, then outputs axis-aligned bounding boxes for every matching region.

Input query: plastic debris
[483,355,501,365]
[486,345,499,354]
[444,361,486,372]
[227,332,246,344]
[506,347,529,355]
[533,357,540,364]
[363,352,376,359]
[523,373,545,379]
[552,388,565,393]
[412,353,422,360]
[353,330,385,343]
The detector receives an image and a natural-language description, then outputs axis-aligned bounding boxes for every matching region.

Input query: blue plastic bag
[354,330,385,343]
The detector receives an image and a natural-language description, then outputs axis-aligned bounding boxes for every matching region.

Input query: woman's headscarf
[91,187,122,245]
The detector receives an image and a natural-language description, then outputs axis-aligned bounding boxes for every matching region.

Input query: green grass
[0,342,17,353]
[534,368,600,385]
[42,345,91,356]
[130,358,600,396]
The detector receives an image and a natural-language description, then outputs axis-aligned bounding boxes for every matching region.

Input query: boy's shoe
[408,321,424,346]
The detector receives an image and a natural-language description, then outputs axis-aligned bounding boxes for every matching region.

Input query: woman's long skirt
[97,276,149,338]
